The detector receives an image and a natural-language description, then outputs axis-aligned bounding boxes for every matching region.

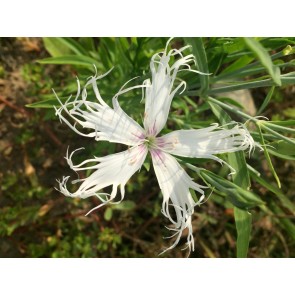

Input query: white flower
[54,41,255,254]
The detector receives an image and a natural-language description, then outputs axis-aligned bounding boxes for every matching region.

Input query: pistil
[144,135,157,150]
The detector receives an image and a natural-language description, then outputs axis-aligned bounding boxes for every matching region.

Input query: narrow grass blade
[208,101,253,258]
[58,37,89,56]
[229,149,253,258]
[187,72,295,96]
[234,208,252,258]
[220,55,254,75]
[257,86,275,115]
[263,121,295,134]
[267,120,295,127]
[184,37,209,95]
[214,45,295,82]
[249,167,295,214]
[37,55,100,69]
[244,37,281,86]
[43,38,72,57]
[208,74,293,94]
[271,140,295,156]
[199,169,264,209]
[267,148,295,160]
[261,124,295,146]
[26,97,68,108]
[256,122,281,188]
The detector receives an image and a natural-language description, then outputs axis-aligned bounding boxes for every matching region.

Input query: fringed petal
[151,149,206,254]
[57,145,148,214]
[54,69,146,146]
[143,41,200,137]
[157,123,256,165]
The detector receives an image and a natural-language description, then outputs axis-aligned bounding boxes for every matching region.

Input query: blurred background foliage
[0,37,294,258]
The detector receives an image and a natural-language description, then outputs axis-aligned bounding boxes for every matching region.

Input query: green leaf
[104,207,113,221]
[213,45,295,82]
[248,166,295,214]
[58,38,89,56]
[267,149,295,161]
[260,124,295,146]
[267,140,295,160]
[207,100,232,125]
[270,140,295,156]
[217,97,244,109]
[206,97,295,144]
[199,170,264,209]
[184,37,209,95]
[188,72,295,96]
[26,96,67,108]
[220,55,254,75]
[79,37,96,52]
[223,38,247,54]
[37,55,100,69]
[244,37,281,86]
[267,120,295,127]
[256,122,281,188]
[267,148,295,160]
[234,208,252,258]
[43,38,72,57]
[262,122,295,134]
[112,200,136,211]
[43,37,90,57]
[230,150,253,258]
[214,74,293,94]
[257,86,275,115]
[208,101,253,257]
[115,38,133,67]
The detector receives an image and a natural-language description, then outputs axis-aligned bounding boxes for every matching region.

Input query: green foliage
[183,37,294,257]
[2,37,295,258]
[244,37,281,86]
